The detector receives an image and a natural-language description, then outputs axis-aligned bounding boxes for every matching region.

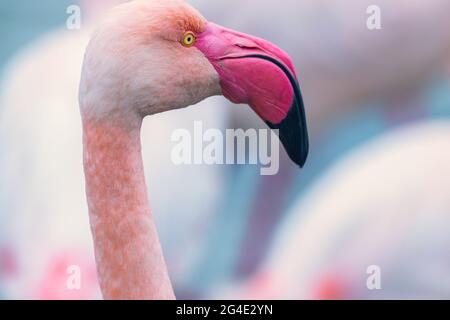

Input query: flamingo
[79,0,308,299]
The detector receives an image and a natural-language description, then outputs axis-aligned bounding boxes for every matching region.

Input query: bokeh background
[1,0,450,299]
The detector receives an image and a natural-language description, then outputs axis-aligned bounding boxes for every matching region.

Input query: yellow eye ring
[181,31,196,47]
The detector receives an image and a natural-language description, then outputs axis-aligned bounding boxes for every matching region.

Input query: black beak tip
[266,87,309,169]
[242,54,309,168]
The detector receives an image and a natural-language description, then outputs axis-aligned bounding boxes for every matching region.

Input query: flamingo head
[80,0,308,167]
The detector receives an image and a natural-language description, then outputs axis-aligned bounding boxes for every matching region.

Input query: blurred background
[1,0,450,299]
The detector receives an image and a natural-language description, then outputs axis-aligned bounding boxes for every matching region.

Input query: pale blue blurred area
[0,1,75,73]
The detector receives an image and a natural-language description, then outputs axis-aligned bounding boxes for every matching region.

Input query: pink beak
[195,22,309,167]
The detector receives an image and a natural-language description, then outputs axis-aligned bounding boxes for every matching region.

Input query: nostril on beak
[234,42,258,50]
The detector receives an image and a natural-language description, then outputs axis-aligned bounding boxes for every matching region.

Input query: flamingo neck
[82,115,174,299]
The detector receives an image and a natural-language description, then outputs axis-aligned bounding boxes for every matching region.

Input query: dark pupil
[187,36,192,42]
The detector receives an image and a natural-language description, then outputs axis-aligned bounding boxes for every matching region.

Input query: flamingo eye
[181,31,196,47]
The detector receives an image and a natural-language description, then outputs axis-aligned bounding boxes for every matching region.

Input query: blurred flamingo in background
[244,120,450,299]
